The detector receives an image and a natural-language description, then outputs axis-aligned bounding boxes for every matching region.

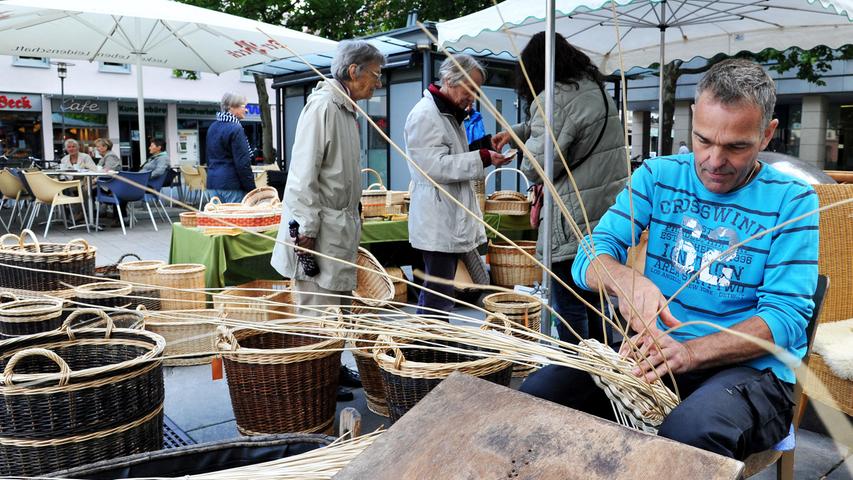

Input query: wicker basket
[483,168,531,216]
[351,248,395,315]
[483,292,543,377]
[179,211,198,228]
[0,295,64,338]
[385,267,408,304]
[217,322,344,435]
[73,281,134,310]
[144,309,221,366]
[488,240,541,287]
[197,196,281,232]
[118,260,165,311]
[0,320,166,477]
[472,179,486,216]
[361,168,388,218]
[374,326,514,422]
[155,263,207,310]
[63,308,144,330]
[0,230,97,298]
[242,186,280,208]
[94,253,141,280]
[213,279,294,324]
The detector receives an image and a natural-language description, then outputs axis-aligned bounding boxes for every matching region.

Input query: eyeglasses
[366,69,383,83]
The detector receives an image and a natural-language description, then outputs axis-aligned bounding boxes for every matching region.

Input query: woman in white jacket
[405,54,510,318]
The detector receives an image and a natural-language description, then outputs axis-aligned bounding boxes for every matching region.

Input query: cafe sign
[0,93,42,111]
[51,98,107,114]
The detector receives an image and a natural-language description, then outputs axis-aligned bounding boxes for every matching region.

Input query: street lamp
[56,62,67,144]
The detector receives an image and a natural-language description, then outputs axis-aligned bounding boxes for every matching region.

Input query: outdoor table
[169,213,536,289]
[43,169,116,230]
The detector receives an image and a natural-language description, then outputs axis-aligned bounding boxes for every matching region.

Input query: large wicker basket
[0,319,166,477]
[213,279,294,324]
[217,322,344,435]
[73,281,134,310]
[63,308,145,330]
[155,263,207,310]
[0,295,64,338]
[488,240,541,287]
[351,248,395,315]
[144,309,222,366]
[118,260,165,311]
[0,230,96,298]
[374,326,514,422]
[483,292,543,377]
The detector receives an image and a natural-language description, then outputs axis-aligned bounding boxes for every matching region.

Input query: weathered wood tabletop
[334,372,744,480]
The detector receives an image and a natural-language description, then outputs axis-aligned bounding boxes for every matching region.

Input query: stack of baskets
[483,292,542,377]
[197,187,282,234]
[0,230,96,298]
[351,248,395,315]
[143,309,222,366]
[483,168,531,216]
[154,263,207,310]
[213,279,294,324]
[374,323,514,422]
[0,319,166,477]
[217,319,344,435]
[488,240,541,287]
[0,295,64,339]
[118,260,165,311]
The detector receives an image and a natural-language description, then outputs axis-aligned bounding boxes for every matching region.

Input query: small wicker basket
[144,309,222,366]
[241,186,280,208]
[118,260,165,311]
[351,248,395,315]
[155,263,207,310]
[483,168,531,216]
[361,168,388,218]
[483,292,543,377]
[213,280,295,324]
[488,240,541,287]
[179,212,198,228]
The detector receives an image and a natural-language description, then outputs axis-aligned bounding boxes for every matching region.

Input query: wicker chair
[23,170,89,237]
[801,184,853,416]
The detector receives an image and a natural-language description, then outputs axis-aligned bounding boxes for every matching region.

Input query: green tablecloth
[170,213,535,289]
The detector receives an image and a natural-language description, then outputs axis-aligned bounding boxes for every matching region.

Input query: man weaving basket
[521,59,819,460]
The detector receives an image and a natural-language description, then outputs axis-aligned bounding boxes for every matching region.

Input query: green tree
[655,45,853,156]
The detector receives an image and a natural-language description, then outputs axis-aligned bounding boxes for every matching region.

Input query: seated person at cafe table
[59,138,97,171]
[520,59,819,460]
[94,137,122,172]
[140,138,170,180]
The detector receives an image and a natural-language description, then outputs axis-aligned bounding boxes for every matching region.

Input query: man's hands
[491,131,512,151]
[489,151,512,167]
[621,331,696,383]
[614,271,680,335]
[294,235,315,254]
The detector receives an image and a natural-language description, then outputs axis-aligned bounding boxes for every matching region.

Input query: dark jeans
[551,259,612,344]
[416,250,459,320]
[519,363,794,459]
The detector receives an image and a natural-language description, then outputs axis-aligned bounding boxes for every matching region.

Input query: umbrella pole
[136,53,147,168]
[541,0,555,334]
[657,2,666,157]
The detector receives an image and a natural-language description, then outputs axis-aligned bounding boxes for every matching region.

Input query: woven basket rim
[489,240,537,249]
[74,281,133,297]
[179,211,197,218]
[0,298,64,316]
[483,292,542,311]
[219,328,345,358]
[117,260,166,271]
[142,308,222,327]
[155,263,206,275]
[353,248,394,306]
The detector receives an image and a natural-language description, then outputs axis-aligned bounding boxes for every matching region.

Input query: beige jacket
[271,79,362,292]
[59,153,97,171]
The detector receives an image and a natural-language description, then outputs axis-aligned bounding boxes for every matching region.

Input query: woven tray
[144,309,222,366]
[217,322,344,435]
[488,240,541,287]
[0,319,165,477]
[0,230,97,296]
[242,186,280,208]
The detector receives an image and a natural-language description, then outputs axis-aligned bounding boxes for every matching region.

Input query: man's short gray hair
[221,92,248,112]
[330,40,386,83]
[439,54,486,87]
[695,58,776,129]
[64,138,79,148]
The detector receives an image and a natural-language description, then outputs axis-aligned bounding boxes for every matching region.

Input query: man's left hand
[622,331,696,383]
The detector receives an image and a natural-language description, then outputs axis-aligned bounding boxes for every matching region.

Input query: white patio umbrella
[0,0,337,163]
[437,0,853,319]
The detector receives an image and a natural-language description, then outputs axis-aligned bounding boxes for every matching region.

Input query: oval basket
[482,292,543,377]
[179,211,198,228]
[0,295,64,338]
[63,308,144,331]
[351,248,395,315]
[155,263,207,310]
[241,186,281,208]
[0,230,97,298]
[217,321,344,436]
[198,197,281,232]
[143,309,221,366]
[374,324,514,422]
[117,260,165,311]
[488,240,541,287]
[0,318,166,477]
[73,281,134,310]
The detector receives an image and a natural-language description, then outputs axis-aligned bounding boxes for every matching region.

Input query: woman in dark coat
[205,92,256,203]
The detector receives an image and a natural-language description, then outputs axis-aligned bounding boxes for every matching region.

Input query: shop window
[358,88,388,187]
[825,103,852,171]
[99,62,131,74]
[0,111,43,162]
[12,56,49,68]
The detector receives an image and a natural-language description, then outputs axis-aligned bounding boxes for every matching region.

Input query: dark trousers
[416,250,459,320]
[519,363,794,459]
[551,259,612,344]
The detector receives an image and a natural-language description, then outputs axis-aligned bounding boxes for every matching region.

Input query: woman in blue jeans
[205,92,256,203]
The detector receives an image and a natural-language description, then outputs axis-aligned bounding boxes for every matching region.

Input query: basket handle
[205,196,223,211]
[63,238,90,252]
[215,325,240,352]
[11,229,42,253]
[482,313,513,335]
[117,253,142,263]
[365,182,386,192]
[61,308,115,338]
[0,291,19,302]
[484,167,531,191]
[3,348,72,387]
[362,168,384,188]
[0,232,22,249]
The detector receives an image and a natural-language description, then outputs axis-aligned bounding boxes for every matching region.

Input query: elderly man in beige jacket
[271,40,385,399]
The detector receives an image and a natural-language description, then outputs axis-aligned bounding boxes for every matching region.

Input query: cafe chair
[144,168,175,224]
[180,165,208,210]
[23,170,89,237]
[0,168,31,232]
[95,171,154,236]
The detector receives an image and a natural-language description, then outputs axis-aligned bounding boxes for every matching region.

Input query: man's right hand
[489,151,511,167]
[294,235,316,254]
[491,131,511,151]
[613,270,679,335]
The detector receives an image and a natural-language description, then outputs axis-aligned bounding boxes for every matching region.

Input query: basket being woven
[351,248,395,315]
[117,260,165,311]
[488,240,541,287]
[0,295,64,338]
[0,318,166,477]
[482,292,543,377]
[144,309,221,366]
[213,280,294,324]
[155,263,207,310]
[374,323,514,422]
[217,320,345,436]
[0,230,96,298]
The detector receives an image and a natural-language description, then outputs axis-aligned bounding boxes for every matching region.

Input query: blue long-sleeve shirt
[572,154,819,383]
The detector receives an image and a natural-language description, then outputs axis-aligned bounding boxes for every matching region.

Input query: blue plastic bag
[465,109,486,144]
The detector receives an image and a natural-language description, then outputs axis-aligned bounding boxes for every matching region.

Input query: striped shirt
[572,154,819,383]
